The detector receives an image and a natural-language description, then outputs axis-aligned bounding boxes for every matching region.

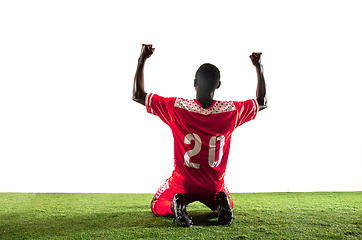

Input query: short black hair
[195,63,220,93]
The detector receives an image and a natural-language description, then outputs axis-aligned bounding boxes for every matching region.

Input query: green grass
[1,192,361,239]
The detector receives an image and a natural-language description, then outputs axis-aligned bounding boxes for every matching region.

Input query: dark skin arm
[132,44,155,105]
[133,46,267,110]
[250,52,267,111]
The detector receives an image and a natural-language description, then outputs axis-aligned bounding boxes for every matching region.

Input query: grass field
[1,192,361,239]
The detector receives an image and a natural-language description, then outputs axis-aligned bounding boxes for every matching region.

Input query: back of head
[195,63,220,93]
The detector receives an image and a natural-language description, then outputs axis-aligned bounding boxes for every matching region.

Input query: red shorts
[151,171,233,215]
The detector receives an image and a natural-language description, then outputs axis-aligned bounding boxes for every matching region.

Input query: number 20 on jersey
[184,133,225,169]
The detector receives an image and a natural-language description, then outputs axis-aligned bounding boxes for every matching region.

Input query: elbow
[257,98,268,111]
[132,94,142,104]
[132,91,138,102]
[132,94,138,103]
[132,89,139,101]
[132,91,146,105]
[259,104,267,111]
[132,87,140,101]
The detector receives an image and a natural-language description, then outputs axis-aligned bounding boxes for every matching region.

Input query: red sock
[152,200,173,216]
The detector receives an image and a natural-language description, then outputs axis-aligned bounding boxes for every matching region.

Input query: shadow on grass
[160,211,219,227]
[0,211,172,238]
[188,211,219,226]
[1,210,224,238]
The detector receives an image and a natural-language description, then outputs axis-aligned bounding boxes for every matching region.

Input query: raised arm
[132,44,155,106]
[250,52,267,111]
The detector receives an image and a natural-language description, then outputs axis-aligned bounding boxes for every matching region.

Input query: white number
[184,133,201,169]
[208,135,225,168]
[183,133,225,169]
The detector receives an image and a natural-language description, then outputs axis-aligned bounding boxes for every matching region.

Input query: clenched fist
[249,52,262,67]
[140,44,155,60]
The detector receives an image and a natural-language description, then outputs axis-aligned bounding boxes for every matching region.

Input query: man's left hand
[249,52,262,67]
[140,44,155,60]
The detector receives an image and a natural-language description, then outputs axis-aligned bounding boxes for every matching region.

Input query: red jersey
[146,93,259,195]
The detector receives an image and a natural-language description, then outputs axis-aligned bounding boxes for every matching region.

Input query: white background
[1,0,361,193]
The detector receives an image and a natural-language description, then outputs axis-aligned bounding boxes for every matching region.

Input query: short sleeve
[145,93,176,126]
[234,99,259,128]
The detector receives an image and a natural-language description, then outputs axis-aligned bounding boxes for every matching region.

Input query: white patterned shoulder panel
[174,98,236,115]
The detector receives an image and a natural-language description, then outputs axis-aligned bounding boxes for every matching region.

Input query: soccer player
[132,44,267,227]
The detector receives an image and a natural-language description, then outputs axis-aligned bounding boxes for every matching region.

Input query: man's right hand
[140,44,155,60]
[133,44,154,106]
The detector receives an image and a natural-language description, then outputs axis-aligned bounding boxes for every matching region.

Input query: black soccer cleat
[216,192,234,225]
[171,193,193,227]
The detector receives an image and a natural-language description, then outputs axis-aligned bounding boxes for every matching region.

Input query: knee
[151,201,158,215]
[151,199,173,216]
[151,195,158,215]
